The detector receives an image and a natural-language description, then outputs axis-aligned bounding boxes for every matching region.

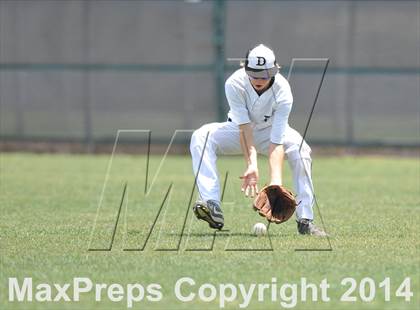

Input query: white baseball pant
[190,121,315,221]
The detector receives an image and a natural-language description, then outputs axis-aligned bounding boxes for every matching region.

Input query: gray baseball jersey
[225,68,293,144]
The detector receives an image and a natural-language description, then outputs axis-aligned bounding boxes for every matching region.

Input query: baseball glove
[252,185,297,224]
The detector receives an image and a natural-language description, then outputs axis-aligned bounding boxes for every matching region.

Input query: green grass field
[0,152,419,309]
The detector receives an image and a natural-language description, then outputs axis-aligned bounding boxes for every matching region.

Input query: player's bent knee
[286,145,312,161]
[190,127,207,153]
[190,130,200,152]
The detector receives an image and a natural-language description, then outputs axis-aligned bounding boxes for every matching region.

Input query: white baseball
[252,222,267,236]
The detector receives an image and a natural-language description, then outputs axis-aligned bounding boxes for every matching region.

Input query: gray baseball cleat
[297,219,328,237]
[193,200,224,230]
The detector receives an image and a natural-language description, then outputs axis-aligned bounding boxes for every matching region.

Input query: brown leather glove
[253,185,297,224]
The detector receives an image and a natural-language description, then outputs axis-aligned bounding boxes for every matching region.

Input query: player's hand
[240,165,259,198]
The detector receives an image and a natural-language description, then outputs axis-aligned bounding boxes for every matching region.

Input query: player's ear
[244,49,251,68]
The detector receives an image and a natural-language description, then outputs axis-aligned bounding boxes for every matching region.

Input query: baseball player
[190,44,326,236]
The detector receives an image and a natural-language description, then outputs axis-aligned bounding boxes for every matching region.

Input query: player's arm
[269,80,293,186]
[268,143,285,185]
[224,82,259,197]
[239,123,259,197]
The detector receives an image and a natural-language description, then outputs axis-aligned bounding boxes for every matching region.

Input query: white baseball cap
[245,44,279,79]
